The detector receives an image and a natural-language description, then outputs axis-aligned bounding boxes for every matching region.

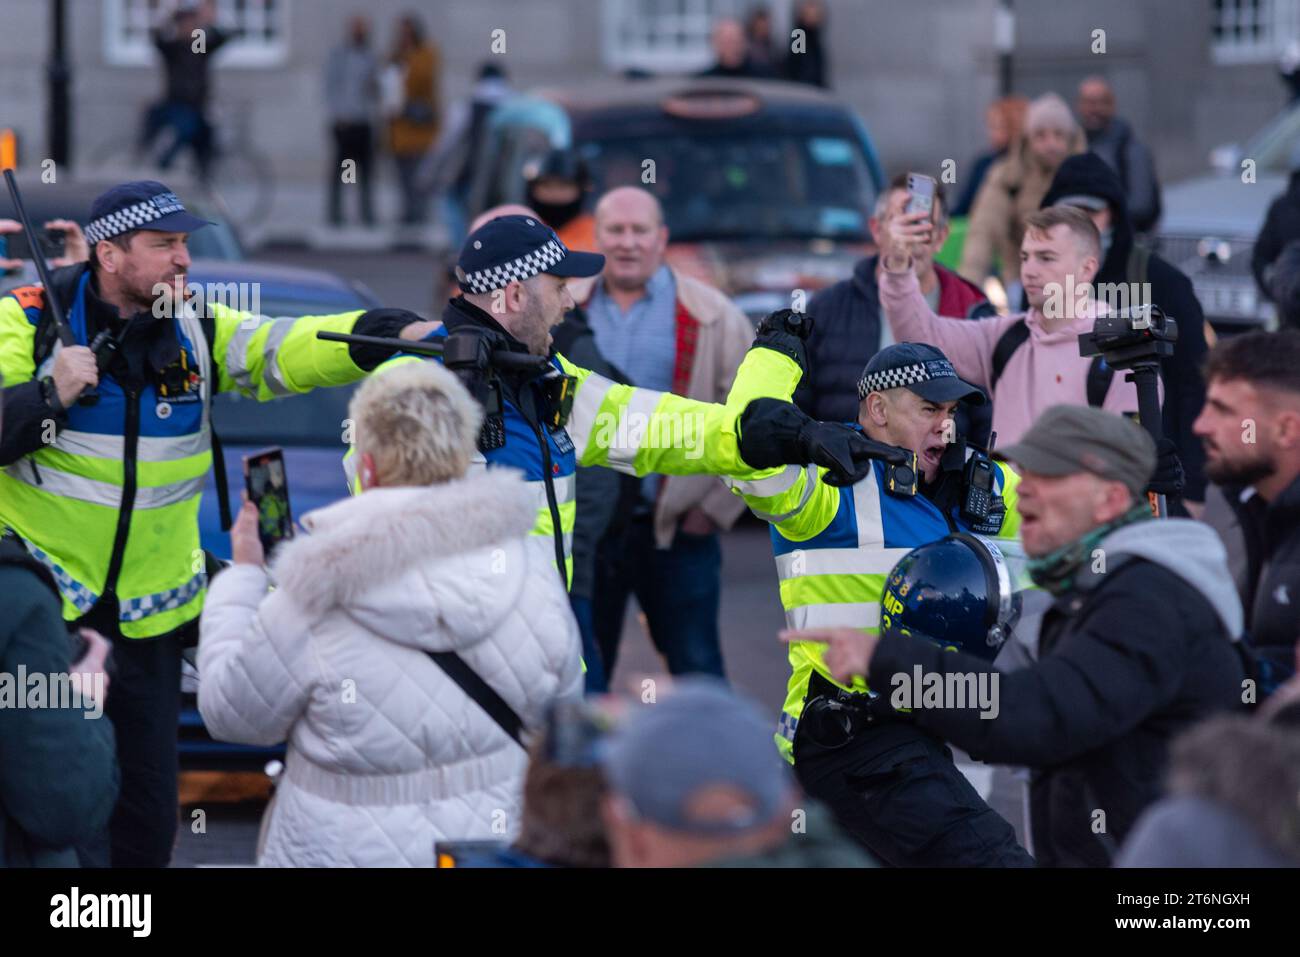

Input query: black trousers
[75,605,184,868]
[793,702,1035,867]
[329,121,375,225]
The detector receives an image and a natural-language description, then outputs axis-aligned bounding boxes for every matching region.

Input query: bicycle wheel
[204,147,276,232]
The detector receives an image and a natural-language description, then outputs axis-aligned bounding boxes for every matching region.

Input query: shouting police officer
[717,314,1035,866]
[0,180,428,866]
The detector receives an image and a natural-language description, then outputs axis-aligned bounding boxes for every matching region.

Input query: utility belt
[798,669,911,750]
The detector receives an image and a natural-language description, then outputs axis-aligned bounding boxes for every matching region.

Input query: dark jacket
[153,24,234,109]
[868,518,1245,867]
[1117,715,1300,867]
[0,537,118,867]
[1252,169,1300,302]
[551,309,639,600]
[1042,152,1209,503]
[1220,474,1300,694]
[800,256,995,444]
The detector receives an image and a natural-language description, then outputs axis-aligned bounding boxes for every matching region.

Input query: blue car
[183,259,381,770]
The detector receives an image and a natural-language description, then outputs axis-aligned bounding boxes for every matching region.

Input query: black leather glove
[751,308,815,376]
[1147,437,1186,498]
[738,398,910,487]
[348,307,426,370]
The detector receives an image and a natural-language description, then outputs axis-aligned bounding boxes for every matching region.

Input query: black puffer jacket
[868,518,1245,867]
[1042,153,1209,503]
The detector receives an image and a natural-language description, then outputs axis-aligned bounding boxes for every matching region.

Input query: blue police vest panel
[769,459,1009,555]
[46,272,206,442]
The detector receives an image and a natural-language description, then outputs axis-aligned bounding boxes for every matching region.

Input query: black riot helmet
[879,533,1029,661]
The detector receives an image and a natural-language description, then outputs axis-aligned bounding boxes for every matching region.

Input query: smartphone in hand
[243,447,294,556]
[1,227,67,262]
[905,172,937,220]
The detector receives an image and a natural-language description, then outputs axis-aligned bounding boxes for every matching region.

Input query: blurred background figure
[784,0,829,87]
[1076,76,1162,233]
[323,15,379,228]
[744,6,778,75]
[421,61,514,244]
[952,96,1028,218]
[140,0,237,179]
[600,678,873,867]
[699,18,774,79]
[524,150,596,251]
[386,12,441,226]
[1252,143,1300,321]
[961,92,1085,295]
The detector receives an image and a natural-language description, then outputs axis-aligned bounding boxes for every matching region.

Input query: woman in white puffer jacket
[197,360,583,867]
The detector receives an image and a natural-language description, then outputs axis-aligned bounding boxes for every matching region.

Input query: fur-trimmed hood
[268,468,541,650]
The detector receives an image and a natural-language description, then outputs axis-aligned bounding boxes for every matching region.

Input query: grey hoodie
[1096,517,1244,640]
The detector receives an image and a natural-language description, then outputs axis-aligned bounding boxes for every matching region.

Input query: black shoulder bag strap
[989,319,1029,395]
[198,313,233,532]
[424,650,526,748]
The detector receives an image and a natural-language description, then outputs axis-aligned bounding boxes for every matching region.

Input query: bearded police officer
[0,181,429,866]
[361,215,885,585]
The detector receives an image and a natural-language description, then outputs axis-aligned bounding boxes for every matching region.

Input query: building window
[602,0,789,74]
[104,0,289,69]
[1211,0,1300,64]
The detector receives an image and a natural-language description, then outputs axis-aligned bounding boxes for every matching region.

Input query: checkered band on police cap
[458,237,568,295]
[858,360,954,399]
[84,192,187,246]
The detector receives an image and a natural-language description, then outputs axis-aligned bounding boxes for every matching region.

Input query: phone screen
[243,447,293,554]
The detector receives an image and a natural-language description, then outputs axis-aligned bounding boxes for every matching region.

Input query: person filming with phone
[198,361,582,867]
[879,203,1186,504]
[0,180,431,867]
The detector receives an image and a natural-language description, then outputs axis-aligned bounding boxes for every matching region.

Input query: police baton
[4,169,118,405]
[4,169,75,348]
[315,330,551,372]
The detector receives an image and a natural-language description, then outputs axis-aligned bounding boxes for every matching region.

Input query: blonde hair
[348,360,483,486]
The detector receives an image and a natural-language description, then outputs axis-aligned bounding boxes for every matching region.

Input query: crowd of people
[2,7,1299,872]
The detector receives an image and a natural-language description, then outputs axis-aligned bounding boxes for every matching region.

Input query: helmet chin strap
[1026,503,1150,595]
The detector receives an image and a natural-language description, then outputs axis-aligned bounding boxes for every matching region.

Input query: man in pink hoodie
[879,204,1145,447]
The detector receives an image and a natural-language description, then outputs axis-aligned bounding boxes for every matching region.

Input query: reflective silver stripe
[223,315,273,391]
[4,459,121,507]
[134,475,207,509]
[566,371,614,463]
[786,602,881,630]
[748,465,817,523]
[55,429,208,462]
[725,464,802,498]
[259,318,299,397]
[774,546,913,580]
[606,388,665,474]
[851,471,886,547]
[528,472,575,509]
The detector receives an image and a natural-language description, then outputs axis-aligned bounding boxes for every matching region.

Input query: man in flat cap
[790,404,1247,866]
